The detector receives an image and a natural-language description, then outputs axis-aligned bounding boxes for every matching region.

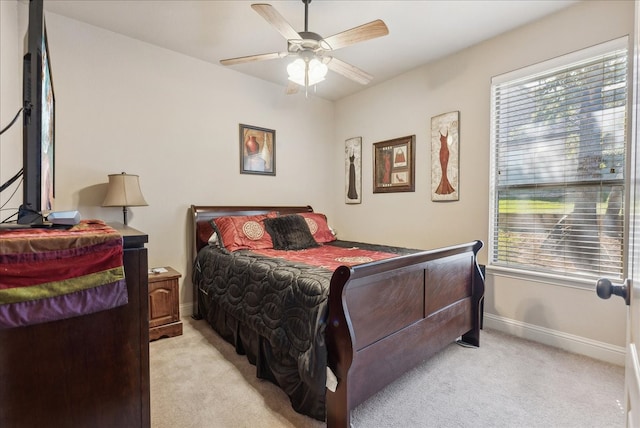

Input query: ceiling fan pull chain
[304,59,310,98]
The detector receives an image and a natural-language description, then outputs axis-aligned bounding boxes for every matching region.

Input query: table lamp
[102,172,148,225]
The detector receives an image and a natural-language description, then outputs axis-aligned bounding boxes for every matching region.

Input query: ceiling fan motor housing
[288,31,331,54]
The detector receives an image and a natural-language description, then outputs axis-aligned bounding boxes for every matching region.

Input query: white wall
[0,0,26,212]
[8,7,335,308]
[332,0,634,362]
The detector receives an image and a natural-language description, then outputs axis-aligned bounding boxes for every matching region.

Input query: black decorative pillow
[264,215,319,250]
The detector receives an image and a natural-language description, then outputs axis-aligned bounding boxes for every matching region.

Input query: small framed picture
[373,135,415,193]
[239,124,275,176]
[345,137,362,204]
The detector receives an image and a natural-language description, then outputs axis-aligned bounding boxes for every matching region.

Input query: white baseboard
[178,303,625,365]
[484,313,625,366]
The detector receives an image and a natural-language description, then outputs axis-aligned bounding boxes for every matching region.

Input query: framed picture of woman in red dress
[373,135,415,193]
[345,137,362,204]
[431,111,459,201]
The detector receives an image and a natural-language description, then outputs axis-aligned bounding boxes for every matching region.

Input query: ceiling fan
[219,0,389,95]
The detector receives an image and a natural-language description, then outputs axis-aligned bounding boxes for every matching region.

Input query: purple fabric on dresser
[0,279,128,329]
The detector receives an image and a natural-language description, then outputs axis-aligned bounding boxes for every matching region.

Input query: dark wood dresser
[0,224,150,428]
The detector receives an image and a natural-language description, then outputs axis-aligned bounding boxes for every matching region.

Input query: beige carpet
[150,316,625,427]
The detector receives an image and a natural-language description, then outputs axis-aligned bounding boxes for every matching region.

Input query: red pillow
[298,212,336,243]
[213,213,277,251]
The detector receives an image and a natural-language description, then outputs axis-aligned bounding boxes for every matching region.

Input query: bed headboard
[190,205,314,259]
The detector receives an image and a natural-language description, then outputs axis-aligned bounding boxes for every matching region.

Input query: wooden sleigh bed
[190,205,484,427]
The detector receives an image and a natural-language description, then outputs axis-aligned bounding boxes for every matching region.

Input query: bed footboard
[325,240,484,427]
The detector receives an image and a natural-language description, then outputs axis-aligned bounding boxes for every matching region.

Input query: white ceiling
[43,0,579,101]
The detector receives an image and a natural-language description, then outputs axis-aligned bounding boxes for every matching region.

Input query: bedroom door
[627,239,640,426]
[597,2,639,425]
[627,3,640,425]
[617,2,639,424]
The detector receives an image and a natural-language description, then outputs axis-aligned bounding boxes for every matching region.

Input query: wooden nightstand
[148,267,182,341]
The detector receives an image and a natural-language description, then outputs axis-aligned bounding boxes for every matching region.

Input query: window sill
[485,264,602,291]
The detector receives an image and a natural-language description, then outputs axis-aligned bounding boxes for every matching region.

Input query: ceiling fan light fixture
[287,57,327,87]
[287,58,306,85]
[308,58,328,84]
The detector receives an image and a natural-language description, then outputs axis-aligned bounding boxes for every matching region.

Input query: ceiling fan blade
[323,20,389,51]
[251,3,300,41]
[327,57,373,85]
[220,52,287,66]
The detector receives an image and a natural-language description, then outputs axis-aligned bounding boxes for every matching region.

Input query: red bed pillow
[213,213,277,251]
[297,212,336,243]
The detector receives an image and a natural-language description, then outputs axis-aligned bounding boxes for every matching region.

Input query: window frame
[488,37,630,287]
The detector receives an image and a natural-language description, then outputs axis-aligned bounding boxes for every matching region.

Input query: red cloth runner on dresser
[0,220,127,329]
[250,245,397,271]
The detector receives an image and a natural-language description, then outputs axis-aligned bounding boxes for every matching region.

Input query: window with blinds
[489,38,628,281]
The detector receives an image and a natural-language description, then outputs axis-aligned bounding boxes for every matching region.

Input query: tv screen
[20,0,55,224]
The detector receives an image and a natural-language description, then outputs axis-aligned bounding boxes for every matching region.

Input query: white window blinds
[489,38,628,280]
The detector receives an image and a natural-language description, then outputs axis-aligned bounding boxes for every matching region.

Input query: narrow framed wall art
[345,137,362,204]
[431,111,459,201]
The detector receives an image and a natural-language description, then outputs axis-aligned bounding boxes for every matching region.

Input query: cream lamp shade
[102,172,148,225]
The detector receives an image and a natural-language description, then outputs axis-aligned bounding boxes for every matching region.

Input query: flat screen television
[19,0,55,224]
